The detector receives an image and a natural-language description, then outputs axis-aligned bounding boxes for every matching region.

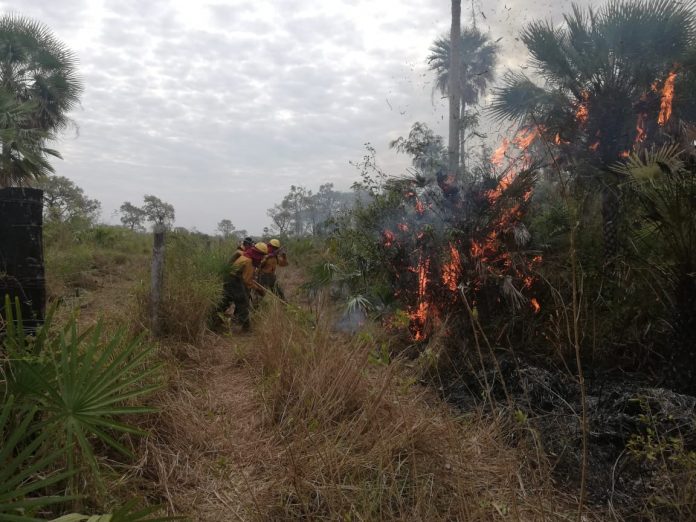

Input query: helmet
[269,239,281,248]
[242,236,253,247]
[254,242,269,255]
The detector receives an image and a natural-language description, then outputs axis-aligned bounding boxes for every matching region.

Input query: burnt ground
[442,354,696,516]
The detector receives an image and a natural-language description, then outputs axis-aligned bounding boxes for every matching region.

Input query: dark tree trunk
[448,0,461,178]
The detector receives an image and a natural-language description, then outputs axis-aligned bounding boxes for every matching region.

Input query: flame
[589,141,599,152]
[658,70,677,126]
[486,171,516,204]
[575,91,589,124]
[619,150,630,158]
[491,138,510,167]
[530,298,541,313]
[409,257,431,341]
[415,199,425,215]
[442,243,462,292]
[635,113,647,143]
[397,223,409,232]
[470,240,484,258]
[513,127,540,150]
[383,230,395,247]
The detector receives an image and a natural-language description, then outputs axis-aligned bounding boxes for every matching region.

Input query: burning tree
[489,0,696,261]
[376,132,542,342]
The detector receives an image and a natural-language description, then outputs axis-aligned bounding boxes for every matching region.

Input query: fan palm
[489,0,696,261]
[0,89,61,186]
[428,26,498,171]
[0,14,82,186]
[611,146,696,392]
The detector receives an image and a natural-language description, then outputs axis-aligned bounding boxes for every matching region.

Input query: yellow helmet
[269,239,281,248]
[254,242,269,255]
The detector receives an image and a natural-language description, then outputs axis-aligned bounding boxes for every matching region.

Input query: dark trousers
[219,277,251,330]
[258,273,285,301]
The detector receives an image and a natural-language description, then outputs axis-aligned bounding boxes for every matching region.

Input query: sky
[1,0,591,234]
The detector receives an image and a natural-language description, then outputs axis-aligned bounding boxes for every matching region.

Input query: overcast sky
[2,0,590,234]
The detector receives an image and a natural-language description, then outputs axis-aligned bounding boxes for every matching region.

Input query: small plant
[0,397,76,521]
[626,398,696,520]
[2,296,162,511]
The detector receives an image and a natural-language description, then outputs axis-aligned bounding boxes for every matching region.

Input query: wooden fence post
[150,224,166,337]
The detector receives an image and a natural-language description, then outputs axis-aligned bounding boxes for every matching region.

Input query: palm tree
[489,0,696,261]
[0,14,82,186]
[0,91,60,186]
[427,25,498,173]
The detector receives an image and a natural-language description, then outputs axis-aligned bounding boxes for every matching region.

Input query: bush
[1,298,160,516]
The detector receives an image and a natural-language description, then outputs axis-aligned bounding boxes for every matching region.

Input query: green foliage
[0,13,83,186]
[2,296,160,502]
[0,397,76,521]
[136,231,223,342]
[427,26,498,106]
[626,399,696,520]
[0,90,60,186]
[37,176,101,226]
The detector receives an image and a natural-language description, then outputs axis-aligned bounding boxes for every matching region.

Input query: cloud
[0,0,601,233]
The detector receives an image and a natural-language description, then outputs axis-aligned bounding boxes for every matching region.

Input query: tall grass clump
[240,300,567,521]
[137,231,223,343]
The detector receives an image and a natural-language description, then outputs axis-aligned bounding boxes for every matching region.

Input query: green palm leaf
[0,396,75,522]
[36,324,162,476]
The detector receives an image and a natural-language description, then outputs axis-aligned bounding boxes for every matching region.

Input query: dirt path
[52,257,298,519]
[135,270,304,520]
[149,333,274,520]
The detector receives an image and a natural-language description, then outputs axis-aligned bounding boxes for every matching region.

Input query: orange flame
[619,150,630,158]
[410,257,431,341]
[397,223,409,232]
[575,91,589,124]
[658,70,677,126]
[383,230,395,247]
[415,199,425,215]
[589,141,599,152]
[486,171,516,204]
[512,127,540,150]
[635,113,647,143]
[442,243,462,292]
[530,298,541,313]
[491,138,510,167]
[470,240,484,258]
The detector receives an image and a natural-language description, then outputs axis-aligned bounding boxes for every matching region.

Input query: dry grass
[237,300,577,521]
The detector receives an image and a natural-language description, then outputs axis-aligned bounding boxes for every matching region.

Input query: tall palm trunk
[448,0,461,178]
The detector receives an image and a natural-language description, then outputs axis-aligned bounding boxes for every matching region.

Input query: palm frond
[610,144,685,181]
[488,73,560,123]
[0,397,75,522]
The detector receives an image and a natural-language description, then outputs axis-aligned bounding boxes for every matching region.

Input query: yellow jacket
[230,255,256,289]
[259,253,288,275]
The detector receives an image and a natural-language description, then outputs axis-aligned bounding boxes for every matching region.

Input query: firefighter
[258,238,288,300]
[230,236,254,264]
[219,242,267,332]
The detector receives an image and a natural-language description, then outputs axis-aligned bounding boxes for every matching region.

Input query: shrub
[1,298,161,516]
